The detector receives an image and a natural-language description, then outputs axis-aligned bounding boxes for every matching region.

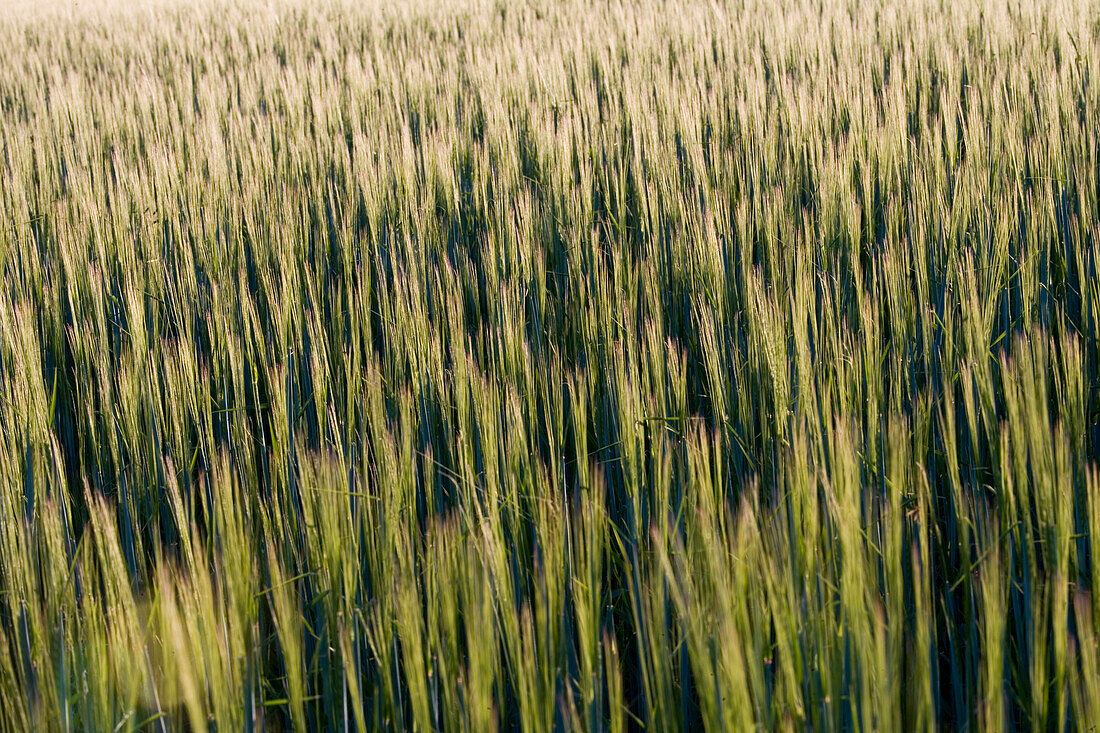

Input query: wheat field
[2,0,1100,729]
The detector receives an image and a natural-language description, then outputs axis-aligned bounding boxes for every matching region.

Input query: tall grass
[2,0,1100,728]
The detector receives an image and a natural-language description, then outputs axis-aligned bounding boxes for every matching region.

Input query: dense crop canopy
[2,0,1100,729]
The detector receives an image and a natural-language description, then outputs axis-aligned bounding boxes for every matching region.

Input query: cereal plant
[2,0,1100,729]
